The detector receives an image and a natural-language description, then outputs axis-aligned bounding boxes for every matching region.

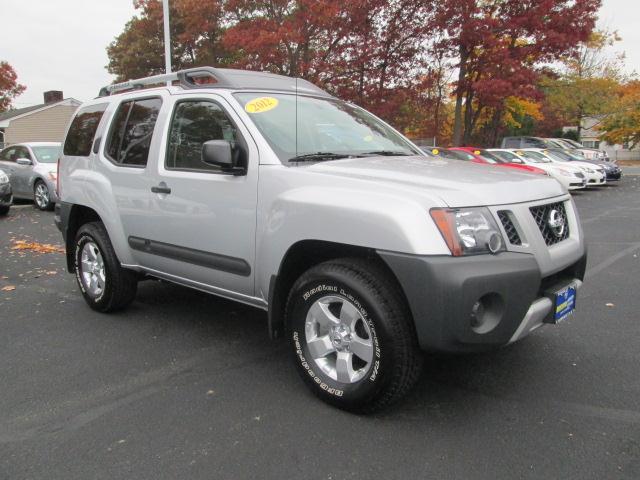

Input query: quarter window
[166,100,242,172]
[106,98,162,166]
[63,103,108,156]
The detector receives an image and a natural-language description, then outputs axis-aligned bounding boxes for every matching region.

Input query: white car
[541,149,607,186]
[517,149,606,187]
[489,149,586,191]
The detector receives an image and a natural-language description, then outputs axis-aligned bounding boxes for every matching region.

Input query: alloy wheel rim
[80,241,106,297]
[35,184,49,208]
[304,295,374,384]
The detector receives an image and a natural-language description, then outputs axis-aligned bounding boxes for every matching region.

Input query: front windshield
[516,151,551,163]
[491,150,520,162]
[439,149,468,160]
[234,93,420,163]
[559,138,583,148]
[455,151,477,161]
[544,149,575,162]
[476,150,504,164]
[32,146,61,163]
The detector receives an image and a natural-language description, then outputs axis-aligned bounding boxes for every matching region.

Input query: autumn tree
[541,29,624,137]
[0,61,26,113]
[222,0,435,128]
[435,0,601,146]
[107,0,229,82]
[599,80,640,148]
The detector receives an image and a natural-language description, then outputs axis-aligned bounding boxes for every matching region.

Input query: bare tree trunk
[462,89,475,145]
[489,107,503,147]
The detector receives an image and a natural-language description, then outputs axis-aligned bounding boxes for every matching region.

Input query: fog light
[470,301,485,329]
[470,293,505,334]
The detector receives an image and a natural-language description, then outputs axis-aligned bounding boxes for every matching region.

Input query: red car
[449,147,547,175]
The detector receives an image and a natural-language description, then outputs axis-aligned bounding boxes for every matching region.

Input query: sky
[0,0,639,107]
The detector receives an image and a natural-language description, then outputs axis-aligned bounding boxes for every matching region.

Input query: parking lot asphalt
[1,177,639,480]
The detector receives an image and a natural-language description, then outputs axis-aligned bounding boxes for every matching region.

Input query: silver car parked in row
[0,142,61,210]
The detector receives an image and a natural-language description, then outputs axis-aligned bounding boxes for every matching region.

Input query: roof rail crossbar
[98,67,233,97]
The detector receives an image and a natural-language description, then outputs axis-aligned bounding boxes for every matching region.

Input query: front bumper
[605,170,622,181]
[379,251,587,353]
[586,173,606,185]
[0,182,12,206]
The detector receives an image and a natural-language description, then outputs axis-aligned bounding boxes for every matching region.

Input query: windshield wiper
[288,152,352,162]
[359,150,411,156]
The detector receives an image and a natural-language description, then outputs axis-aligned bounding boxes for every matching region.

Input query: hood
[307,156,565,208]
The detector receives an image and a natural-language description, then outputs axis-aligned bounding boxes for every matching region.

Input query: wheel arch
[266,239,410,340]
[63,204,102,272]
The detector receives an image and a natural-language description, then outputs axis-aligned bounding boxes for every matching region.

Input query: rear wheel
[0,204,9,216]
[286,258,422,413]
[73,221,138,312]
[33,180,53,211]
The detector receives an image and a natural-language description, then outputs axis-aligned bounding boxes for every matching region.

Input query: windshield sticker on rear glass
[245,97,279,114]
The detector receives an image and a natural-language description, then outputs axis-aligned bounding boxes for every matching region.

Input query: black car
[0,170,11,215]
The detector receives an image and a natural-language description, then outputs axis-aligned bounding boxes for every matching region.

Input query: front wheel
[33,180,53,211]
[286,258,422,413]
[73,221,138,312]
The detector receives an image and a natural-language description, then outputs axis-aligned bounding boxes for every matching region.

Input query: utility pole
[162,0,172,86]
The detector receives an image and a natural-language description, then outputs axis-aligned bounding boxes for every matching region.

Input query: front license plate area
[548,283,577,324]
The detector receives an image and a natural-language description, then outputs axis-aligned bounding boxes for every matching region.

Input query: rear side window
[106,97,162,167]
[63,103,108,156]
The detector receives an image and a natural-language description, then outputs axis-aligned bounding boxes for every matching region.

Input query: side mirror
[16,158,32,166]
[202,140,245,175]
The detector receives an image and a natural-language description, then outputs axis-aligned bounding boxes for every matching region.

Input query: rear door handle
[151,184,171,194]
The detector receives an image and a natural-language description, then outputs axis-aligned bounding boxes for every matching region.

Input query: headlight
[48,172,57,181]
[431,207,505,256]
[0,171,8,183]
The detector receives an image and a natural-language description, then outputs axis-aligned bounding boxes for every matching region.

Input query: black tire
[73,221,138,312]
[33,180,54,211]
[286,258,422,413]
[0,205,9,216]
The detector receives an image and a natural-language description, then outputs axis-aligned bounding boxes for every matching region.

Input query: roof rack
[98,67,234,97]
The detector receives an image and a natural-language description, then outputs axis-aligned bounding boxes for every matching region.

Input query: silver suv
[56,68,587,412]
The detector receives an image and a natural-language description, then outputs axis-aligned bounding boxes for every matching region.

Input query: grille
[529,201,570,246]
[497,211,522,245]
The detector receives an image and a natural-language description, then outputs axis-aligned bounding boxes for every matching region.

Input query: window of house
[63,103,108,157]
[106,97,162,166]
[165,100,243,172]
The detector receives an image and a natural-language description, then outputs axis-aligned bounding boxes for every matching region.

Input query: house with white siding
[0,91,81,147]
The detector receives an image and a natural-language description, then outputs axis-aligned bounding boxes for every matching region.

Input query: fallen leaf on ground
[46,271,57,275]
[605,303,615,307]
[11,240,64,254]
[1,286,16,291]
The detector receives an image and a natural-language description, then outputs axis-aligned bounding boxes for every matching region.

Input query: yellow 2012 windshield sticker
[245,97,279,113]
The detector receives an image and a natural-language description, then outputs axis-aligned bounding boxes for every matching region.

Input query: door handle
[151,184,171,194]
